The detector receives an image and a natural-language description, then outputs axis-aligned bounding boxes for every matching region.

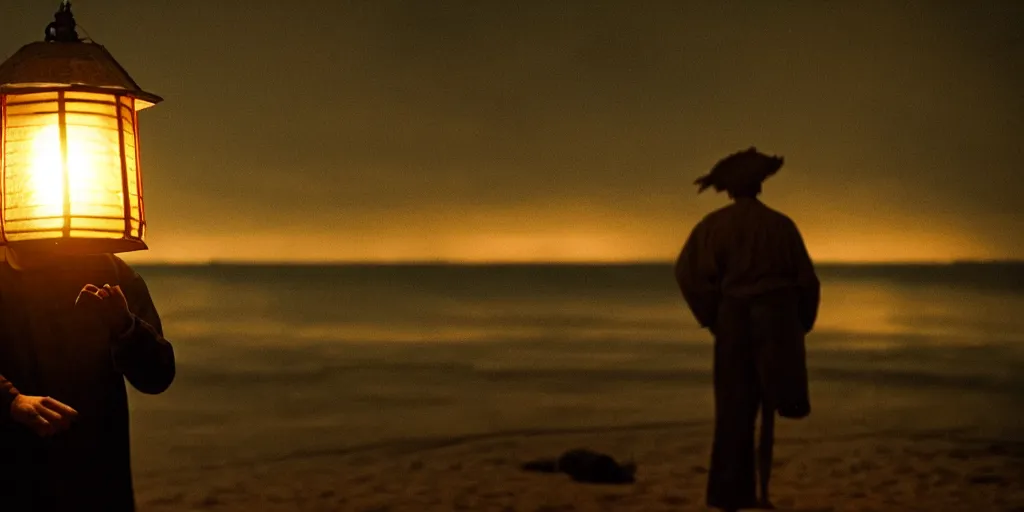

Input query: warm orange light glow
[122,205,1002,265]
[1,91,145,251]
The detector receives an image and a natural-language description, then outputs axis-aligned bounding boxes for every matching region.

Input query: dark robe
[675,197,819,509]
[0,253,175,512]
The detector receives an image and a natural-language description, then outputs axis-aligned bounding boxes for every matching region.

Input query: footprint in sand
[985,442,1021,457]
[967,474,1007,486]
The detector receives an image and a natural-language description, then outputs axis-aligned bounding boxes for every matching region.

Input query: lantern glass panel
[4,103,64,225]
[2,91,140,243]
[67,106,123,221]
[70,229,122,239]
[119,102,141,229]
[66,91,113,102]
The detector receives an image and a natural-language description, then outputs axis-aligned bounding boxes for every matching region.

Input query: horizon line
[125,258,1024,266]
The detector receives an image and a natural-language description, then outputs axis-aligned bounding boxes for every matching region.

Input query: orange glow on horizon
[122,186,1010,264]
[122,223,998,265]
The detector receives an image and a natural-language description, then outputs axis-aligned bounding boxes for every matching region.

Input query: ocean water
[124,263,1024,476]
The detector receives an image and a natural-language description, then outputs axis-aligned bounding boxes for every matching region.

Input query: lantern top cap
[46,0,81,43]
[0,1,162,106]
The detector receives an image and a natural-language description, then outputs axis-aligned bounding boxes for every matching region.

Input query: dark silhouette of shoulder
[699,199,800,233]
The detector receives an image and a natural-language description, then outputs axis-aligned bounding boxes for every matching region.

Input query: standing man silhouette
[0,247,175,512]
[675,147,820,511]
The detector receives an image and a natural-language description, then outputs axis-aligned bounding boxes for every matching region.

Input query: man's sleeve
[0,374,19,420]
[674,220,721,330]
[790,222,820,333]
[111,261,176,394]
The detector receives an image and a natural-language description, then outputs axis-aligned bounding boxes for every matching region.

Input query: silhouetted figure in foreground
[522,448,637,484]
[0,248,175,512]
[675,148,820,511]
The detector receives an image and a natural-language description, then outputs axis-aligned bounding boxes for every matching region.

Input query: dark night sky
[3,1,1022,262]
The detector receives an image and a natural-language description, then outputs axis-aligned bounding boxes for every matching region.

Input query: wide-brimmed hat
[694,147,784,194]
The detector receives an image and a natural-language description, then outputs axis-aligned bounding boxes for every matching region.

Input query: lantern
[0,1,162,255]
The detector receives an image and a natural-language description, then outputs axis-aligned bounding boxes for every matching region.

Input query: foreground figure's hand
[9,395,78,437]
[76,284,133,334]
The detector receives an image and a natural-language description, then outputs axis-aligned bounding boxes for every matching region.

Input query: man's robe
[674,197,819,509]
[0,253,175,512]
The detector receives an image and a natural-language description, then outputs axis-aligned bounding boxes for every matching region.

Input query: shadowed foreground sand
[135,422,1023,512]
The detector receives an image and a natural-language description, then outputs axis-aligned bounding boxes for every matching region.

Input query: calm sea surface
[123,263,1024,475]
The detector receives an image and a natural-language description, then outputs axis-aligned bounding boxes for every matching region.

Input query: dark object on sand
[521,449,636,484]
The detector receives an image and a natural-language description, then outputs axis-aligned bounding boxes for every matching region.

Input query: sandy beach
[133,420,1023,512]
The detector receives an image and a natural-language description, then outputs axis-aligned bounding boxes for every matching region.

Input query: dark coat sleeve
[674,220,721,330]
[0,373,19,421]
[110,261,176,395]
[789,223,820,333]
